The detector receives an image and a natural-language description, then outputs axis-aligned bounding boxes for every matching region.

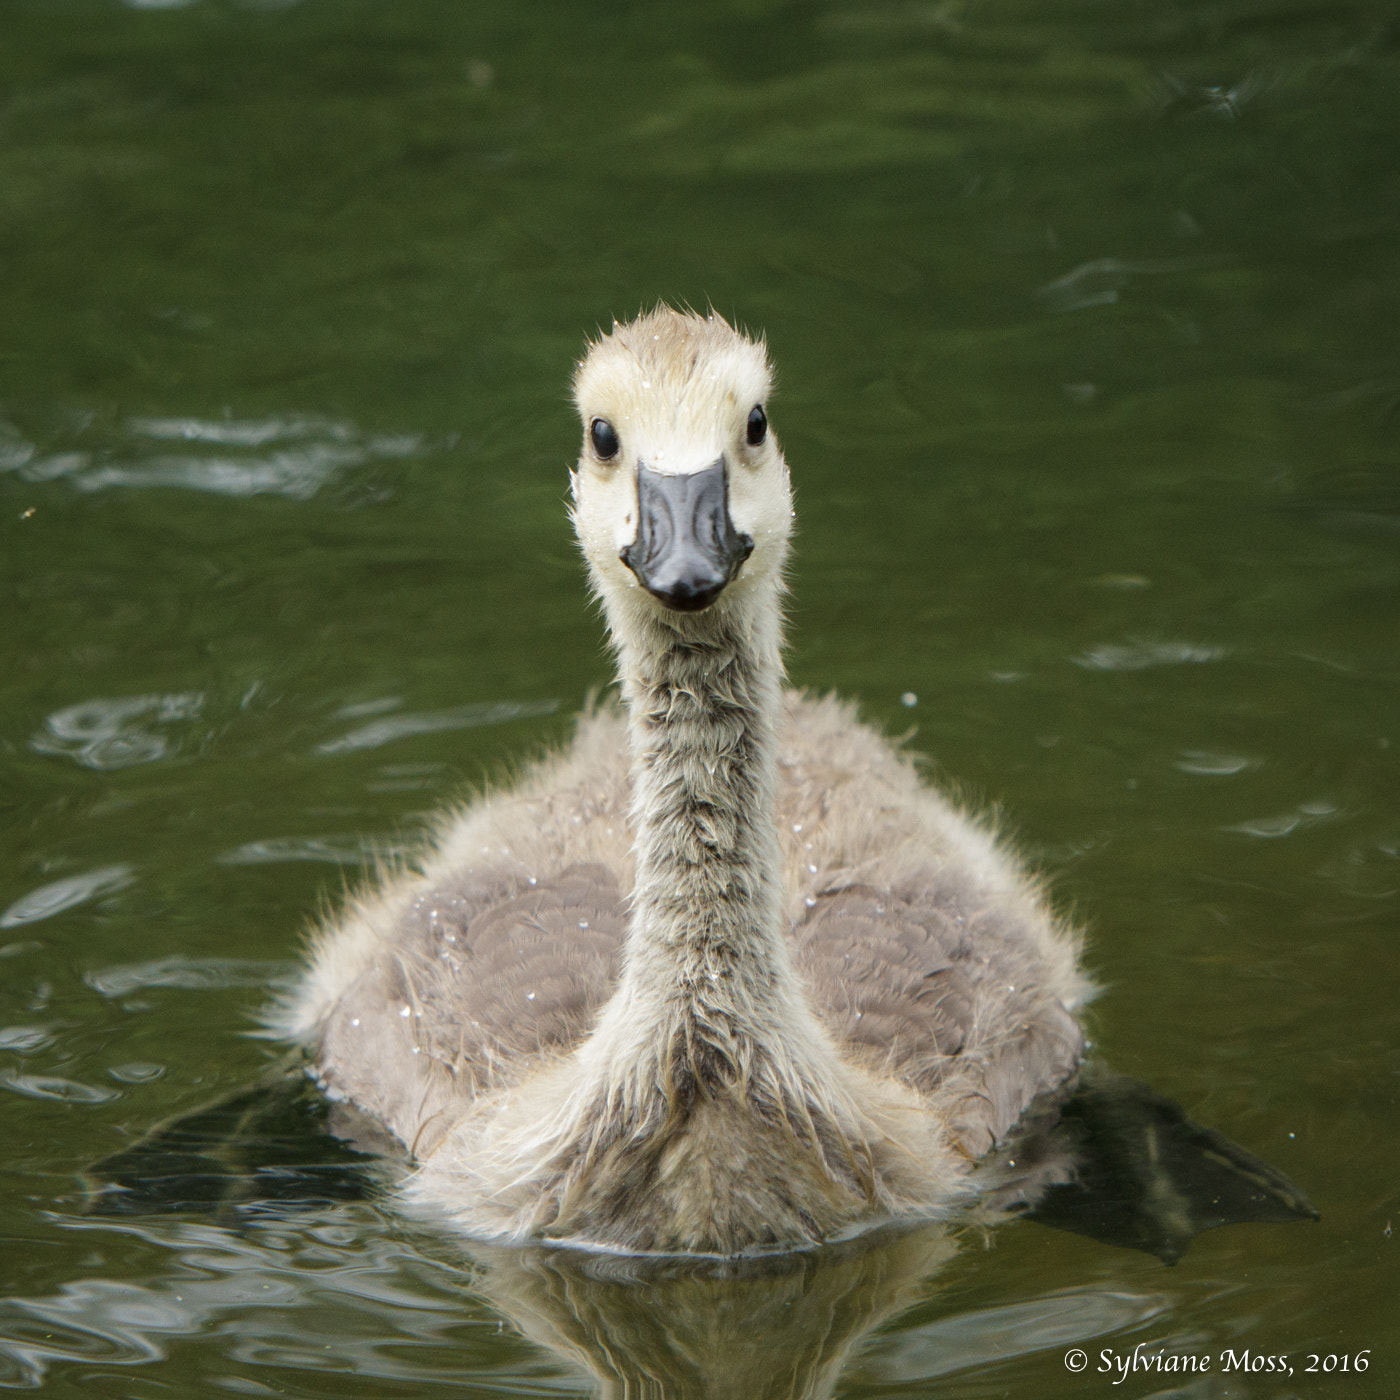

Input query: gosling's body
[278,308,1090,1254]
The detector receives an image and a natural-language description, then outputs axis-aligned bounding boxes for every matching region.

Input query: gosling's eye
[589,418,620,461]
[746,404,768,447]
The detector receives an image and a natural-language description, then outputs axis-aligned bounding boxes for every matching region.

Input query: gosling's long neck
[606,578,805,1060]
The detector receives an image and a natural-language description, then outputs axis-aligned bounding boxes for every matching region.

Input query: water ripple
[108,1062,167,1084]
[72,447,365,501]
[0,422,35,472]
[0,1213,510,1391]
[0,1026,55,1053]
[3,414,438,502]
[0,1070,120,1105]
[1,866,135,928]
[853,1287,1175,1384]
[1039,256,1212,313]
[0,1279,178,1387]
[1174,750,1257,777]
[1073,641,1230,672]
[1226,801,1340,839]
[31,694,204,770]
[85,956,288,999]
[317,699,560,754]
[217,837,407,866]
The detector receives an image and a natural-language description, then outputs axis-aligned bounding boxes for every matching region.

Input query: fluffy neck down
[613,585,797,1056]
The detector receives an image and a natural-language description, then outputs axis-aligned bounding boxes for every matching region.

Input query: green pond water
[2,0,1397,1394]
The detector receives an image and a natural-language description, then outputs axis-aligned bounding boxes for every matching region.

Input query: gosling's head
[570,307,792,618]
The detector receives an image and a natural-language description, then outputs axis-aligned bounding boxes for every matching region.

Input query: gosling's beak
[620,459,754,612]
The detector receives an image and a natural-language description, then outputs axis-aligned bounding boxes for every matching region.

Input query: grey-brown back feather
[316,865,624,1140]
[402,863,624,1071]
[789,881,1082,1155]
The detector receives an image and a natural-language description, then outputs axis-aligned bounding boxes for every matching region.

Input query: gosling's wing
[790,880,1083,1158]
[403,861,626,1072]
[314,863,624,1151]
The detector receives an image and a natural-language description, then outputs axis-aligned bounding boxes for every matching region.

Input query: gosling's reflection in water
[465,1226,957,1400]
[84,1066,1315,1399]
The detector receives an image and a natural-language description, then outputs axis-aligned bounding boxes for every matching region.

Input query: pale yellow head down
[569,306,793,615]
